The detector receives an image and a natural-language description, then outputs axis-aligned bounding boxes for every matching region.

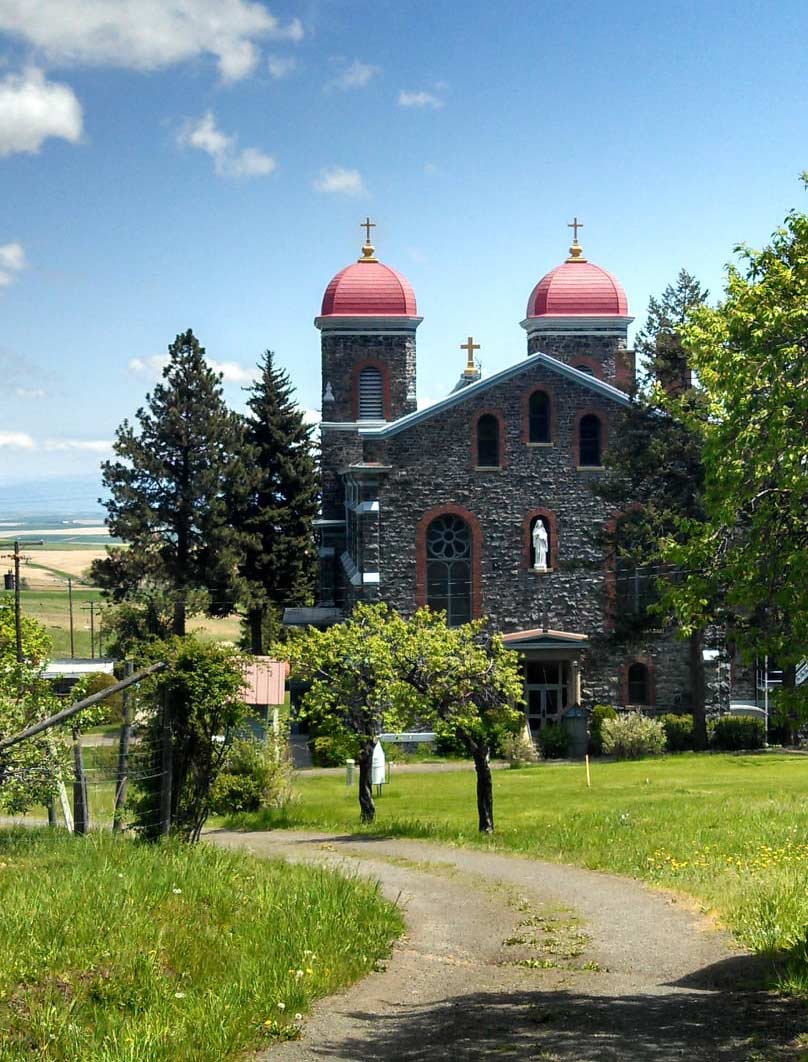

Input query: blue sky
[1,0,807,494]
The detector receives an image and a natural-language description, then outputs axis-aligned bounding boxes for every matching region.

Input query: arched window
[575,364,596,376]
[426,514,472,626]
[614,513,658,621]
[579,414,602,467]
[627,662,650,705]
[476,413,500,467]
[358,366,384,419]
[528,391,550,443]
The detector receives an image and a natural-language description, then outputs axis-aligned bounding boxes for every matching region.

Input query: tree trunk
[472,743,494,834]
[357,742,376,824]
[172,596,186,637]
[248,607,264,655]
[689,628,708,751]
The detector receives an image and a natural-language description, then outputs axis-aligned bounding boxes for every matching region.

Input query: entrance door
[524,661,567,739]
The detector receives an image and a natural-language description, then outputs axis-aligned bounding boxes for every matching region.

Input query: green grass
[0,828,402,1061]
[231,752,808,994]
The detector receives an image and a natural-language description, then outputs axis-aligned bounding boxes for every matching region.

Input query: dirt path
[210,830,805,1061]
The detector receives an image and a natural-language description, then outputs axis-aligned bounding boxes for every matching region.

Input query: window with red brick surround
[620,657,656,707]
[522,387,554,445]
[351,358,392,420]
[570,356,604,380]
[471,409,506,469]
[573,408,607,468]
[523,508,558,570]
[416,504,483,619]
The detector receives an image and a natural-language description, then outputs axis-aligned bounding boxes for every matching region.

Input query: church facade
[311,222,703,731]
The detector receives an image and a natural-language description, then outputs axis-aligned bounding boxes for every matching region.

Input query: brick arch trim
[523,508,558,570]
[351,358,392,421]
[573,407,608,468]
[471,408,507,469]
[522,385,555,445]
[570,355,604,380]
[621,655,656,707]
[416,503,483,619]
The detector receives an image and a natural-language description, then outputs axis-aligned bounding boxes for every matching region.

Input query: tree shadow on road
[302,964,806,1061]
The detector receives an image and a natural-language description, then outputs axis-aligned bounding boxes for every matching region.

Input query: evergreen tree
[598,271,711,748]
[94,329,247,635]
[237,351,318,654]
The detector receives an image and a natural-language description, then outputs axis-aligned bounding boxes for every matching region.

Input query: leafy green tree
[0,601,69,813]
[665,188,808,734]
[236,351,318,654]
[598,270,710,748]
[131,636,248,841]
[286,603,416,823]
[94,330,248,636]
[401,611,524,832]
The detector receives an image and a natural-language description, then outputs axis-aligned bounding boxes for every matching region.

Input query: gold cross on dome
[361,216,376,243]
[568,216,583,242]
[461,335,480,375]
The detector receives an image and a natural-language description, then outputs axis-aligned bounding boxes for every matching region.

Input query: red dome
[526,260,628,318]
[321,259,417,317]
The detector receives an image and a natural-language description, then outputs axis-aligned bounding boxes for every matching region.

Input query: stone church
[304,219,714,733]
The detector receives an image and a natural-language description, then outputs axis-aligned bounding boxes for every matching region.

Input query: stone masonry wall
[358,350,692,710]
[527,333,634,390]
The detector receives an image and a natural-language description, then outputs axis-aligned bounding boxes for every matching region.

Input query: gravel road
[210,830,805,1061]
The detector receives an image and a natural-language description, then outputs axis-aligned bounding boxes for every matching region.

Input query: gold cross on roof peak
[358,216,378,262]
[461,335,480,376]
[566,216,587,262]
[568,216,583,242]
[361,216,376,243]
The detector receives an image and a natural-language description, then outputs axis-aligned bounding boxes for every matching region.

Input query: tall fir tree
[237,351,318,654]
[94,329,247,636]
[598,270,711,748]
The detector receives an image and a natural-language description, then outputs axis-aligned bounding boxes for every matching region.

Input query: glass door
[524,661,567,739]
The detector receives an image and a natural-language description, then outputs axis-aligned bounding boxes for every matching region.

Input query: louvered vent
[358,367,384,419]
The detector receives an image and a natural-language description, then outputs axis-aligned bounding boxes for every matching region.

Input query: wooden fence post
[72,726,89,835]
[159,686,173,836]
[113,661,134,834]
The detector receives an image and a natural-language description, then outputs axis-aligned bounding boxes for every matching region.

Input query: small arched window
[579,414,602,467]
[575,364,596,376]
[528,391,550,444]
[426,514,472,627]
[476,414,500,467]
[627,662,650,705]
[358,366,384,419]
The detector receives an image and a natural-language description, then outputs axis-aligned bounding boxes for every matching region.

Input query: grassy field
[231,752,808,994]
[0,828,402,1061]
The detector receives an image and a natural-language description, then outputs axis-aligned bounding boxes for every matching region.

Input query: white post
[764,654,769,746]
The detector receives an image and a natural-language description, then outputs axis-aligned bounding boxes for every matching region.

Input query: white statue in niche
[532,518,549,571]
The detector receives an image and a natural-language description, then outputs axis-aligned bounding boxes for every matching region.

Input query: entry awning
[501,627,588,652]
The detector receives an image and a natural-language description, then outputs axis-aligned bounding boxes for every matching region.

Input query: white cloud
[0,68,83,157]
[0,1,303,82]
[0,431,34,449]
[178,111,276,178]
[14,387,46,400]
[398,89,444,109]
[313,166,366,196]
[267,54,297,79]
[128,353,255,383]
[327,59,380,91]
[0,241,26,288]
[43,438,112,453]
[302,407,320,425]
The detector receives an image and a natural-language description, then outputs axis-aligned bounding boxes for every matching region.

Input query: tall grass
[0,829,402,1060]
[230,752,808,993]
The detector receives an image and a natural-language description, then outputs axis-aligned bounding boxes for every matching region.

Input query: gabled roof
[501,628,589,652]
[358,349,631,439]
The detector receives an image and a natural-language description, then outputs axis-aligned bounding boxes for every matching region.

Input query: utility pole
[68,578,75,658]
[0,539,43,662]
[82,601,96,658]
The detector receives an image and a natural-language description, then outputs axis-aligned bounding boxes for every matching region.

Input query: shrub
[310,733,359,767]
[502,728,540,768]
[589,704,617,756]
[601,712,665,760]
[712,716,765,751]
[660,713,694,752]
[537,723,570,760]
[209,736,293,815]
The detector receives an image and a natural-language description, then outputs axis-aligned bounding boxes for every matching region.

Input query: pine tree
[237,351,318,654]
[94,329,247,635]
[598,271,711,748]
